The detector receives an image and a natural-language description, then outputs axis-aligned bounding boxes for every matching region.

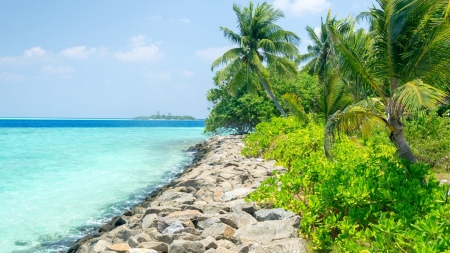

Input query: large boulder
[233,216,300,244]
[201,223,236,241]
[262,238,307,253]
[88,240,111,253]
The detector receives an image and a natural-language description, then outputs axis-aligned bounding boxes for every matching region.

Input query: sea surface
[0,119,206,253]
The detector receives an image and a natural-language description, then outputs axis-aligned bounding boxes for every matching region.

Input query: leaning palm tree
[211,1,300,118]
[325,0,450,163]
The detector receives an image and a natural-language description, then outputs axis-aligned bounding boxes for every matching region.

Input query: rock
[142,213,157,229]
[253,208,294,222]
[166,210,201,220]
[216,240,236,249]
[237,243,268,253]
[169,239,205,253]
[88,240,111,253]
[262,238,307,253]
[128,233,152,247]
[174,227,201,236]
[204,249,216,253]
[219,214,238,229]
[162,221,185,235]
[108,227,141,243]
[222,188,252,202]
[233,216,300,244]
[144,206,181,215]
[200,236,218,250]
[75,243,90,253]
[232,201,260,215]
[199,217,220,230]
[138,241,168,252]
[202,223,236,241]
[107,243,131,252]
[159,191,196,205]
[233,212,258,228]
[216,247,238,253]
[158,217,194,232]
[126,249,158,253]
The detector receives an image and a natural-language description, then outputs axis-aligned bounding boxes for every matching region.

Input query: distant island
[134,112,196,120]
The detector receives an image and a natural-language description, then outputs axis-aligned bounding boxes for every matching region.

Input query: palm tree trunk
[256,70,287,118]
[388,116,417,163]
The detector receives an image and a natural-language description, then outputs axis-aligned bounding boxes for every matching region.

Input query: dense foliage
[204,73,277,135]
[404,111,450,170]
[243,117,450,252]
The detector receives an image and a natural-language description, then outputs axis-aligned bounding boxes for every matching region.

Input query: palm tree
[325,0,450,163]
[300,11,351,82]
[211,1,300,118]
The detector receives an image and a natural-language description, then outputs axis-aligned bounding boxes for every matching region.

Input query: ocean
[0,119,206,253]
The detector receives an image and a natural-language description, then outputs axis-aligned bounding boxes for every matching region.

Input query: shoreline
[68,135,306,253]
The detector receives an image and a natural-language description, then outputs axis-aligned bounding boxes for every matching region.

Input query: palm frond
[211,48,243,71]
[324,105,392,158]
[394,79,448,113]
[282,93,308,121]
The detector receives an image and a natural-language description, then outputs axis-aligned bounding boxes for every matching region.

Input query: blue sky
[0,0,372,119]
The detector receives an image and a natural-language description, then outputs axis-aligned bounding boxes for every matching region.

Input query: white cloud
[179,18,191,23]
[0,47,47,64]
[42,65,75,74]
[196,46,233,61]
[115,35,162,62]
[0,72,25,82]
[182,70,195,77]
[273,0,331,16]
[24,47,46,58]
[60,46,97,59]
[142,71,171,81]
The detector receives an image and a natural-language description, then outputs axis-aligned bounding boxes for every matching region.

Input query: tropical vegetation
[206,0,450,251]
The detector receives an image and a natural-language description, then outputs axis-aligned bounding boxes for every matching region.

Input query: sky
[0,0,372,119]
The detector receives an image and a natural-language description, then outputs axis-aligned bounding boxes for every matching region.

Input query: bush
[405,111,450,170]
[244,117,450,252]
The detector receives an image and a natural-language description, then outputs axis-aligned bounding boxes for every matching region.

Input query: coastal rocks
[71,136,306,253]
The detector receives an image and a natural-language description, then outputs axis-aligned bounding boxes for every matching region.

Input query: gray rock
[238,243,268,253]
[263,238,307,253]
[139,241,169,252]
[253,208,294,222]
[222,188,252,202]
[202,223,236,241]
[162,221,185,235]
[144,206,181,215]
[199,217,220,230]
[200,236,218,250]
[88,240,111,253]
[142,213,157,229]
[233,216,300,244]
[169,239,205,253]
[127,249,158,253]
[233,212,258,228]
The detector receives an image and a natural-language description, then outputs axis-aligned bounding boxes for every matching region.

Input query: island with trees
[134,112,195,120]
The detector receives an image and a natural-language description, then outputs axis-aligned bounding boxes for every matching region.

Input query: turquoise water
[0,121,205,252]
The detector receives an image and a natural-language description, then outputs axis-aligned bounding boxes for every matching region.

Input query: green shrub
[244,117,450,252]
[405,111,450,170]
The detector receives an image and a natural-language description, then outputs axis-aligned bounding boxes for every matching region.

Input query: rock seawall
[68,135,306,253]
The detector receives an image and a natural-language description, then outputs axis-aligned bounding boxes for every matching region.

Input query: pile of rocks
[68,136,306,253]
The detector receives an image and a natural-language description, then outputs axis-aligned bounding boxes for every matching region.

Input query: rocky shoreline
[68,135,306,253]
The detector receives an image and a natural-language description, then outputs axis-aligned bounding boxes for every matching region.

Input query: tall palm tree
[325,0,450,163]
[300,11,351,81]
[211,1,300,118]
